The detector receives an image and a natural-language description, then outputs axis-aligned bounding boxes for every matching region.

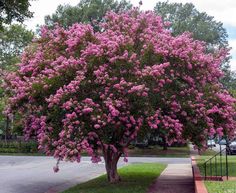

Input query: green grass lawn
[205,181,236,193]
[128,145,190,157]
[0,145,190,157]
[197,156,236,177]
[201,149,218,156]
[62,163,166,193]
[0,152,44,156]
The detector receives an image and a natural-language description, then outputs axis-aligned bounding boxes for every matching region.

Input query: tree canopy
[0,24,34,70]
[0,0,33,30]
[154,2,228,49]
[5,10,236,183]
[44,0,132,30]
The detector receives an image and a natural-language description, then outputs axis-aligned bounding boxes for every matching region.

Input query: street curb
[191,156,208,193]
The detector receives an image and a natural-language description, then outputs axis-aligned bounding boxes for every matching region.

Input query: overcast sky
[23,0,236,70]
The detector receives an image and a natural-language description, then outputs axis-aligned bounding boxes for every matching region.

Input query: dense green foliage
[154,2,228,49]
[0,24,34,70]
[44,0,132,30]
[0,140,38,153]
[0,0,33,29]
[63,163,166,193]
[0,24,33,137]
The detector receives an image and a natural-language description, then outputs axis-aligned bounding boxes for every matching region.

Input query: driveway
[0,156,190,193]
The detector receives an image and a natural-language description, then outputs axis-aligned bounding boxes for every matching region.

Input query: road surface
[0,156,190,193]
[211,144,226,153]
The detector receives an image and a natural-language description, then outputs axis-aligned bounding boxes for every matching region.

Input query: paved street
[211,144,226,153]
[0,156,190,193]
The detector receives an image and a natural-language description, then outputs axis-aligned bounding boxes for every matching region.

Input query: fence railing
[204,147,229,181]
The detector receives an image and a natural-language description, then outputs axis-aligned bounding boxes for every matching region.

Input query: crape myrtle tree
[4,10,236,183]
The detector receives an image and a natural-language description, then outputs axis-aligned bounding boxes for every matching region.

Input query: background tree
[0,0,34,136]
[44,0,132,30]
[0,0,33,30]
[0,24,34,70]
[5,10,236,183]
[154,2,228,49]
[154,1,235,89]
[0,24,34,138]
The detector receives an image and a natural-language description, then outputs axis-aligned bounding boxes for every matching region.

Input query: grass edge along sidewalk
[62,163,166,193]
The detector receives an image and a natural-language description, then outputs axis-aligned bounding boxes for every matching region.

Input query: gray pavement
[147,164,194,193]
[0,156,191,193]
[211,144,226,153]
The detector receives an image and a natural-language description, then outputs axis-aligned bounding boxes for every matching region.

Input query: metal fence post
[226,147,229,180]
[204,162,207,180]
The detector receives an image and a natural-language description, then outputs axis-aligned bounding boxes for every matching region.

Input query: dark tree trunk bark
[5,116,10,141]
[162,137,168,150]
[103,149,121,183]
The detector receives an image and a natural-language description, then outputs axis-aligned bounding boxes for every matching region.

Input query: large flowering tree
[4,10,236,182]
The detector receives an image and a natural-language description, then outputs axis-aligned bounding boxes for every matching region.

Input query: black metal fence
[204,147,229,180]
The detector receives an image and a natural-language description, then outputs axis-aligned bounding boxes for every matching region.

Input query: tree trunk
[162,137,168,150]
[103,149,121,183]
[5,116,10,141]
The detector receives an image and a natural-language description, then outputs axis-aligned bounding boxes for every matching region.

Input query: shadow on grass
[63,163,166,193]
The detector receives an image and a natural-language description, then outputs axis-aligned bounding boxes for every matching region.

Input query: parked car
[219,139,227,145]
[207,139,216,147]
[227,140,236,155]
[135,138,149,148]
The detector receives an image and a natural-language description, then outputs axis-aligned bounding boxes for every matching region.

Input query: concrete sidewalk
[147,164,195,193]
